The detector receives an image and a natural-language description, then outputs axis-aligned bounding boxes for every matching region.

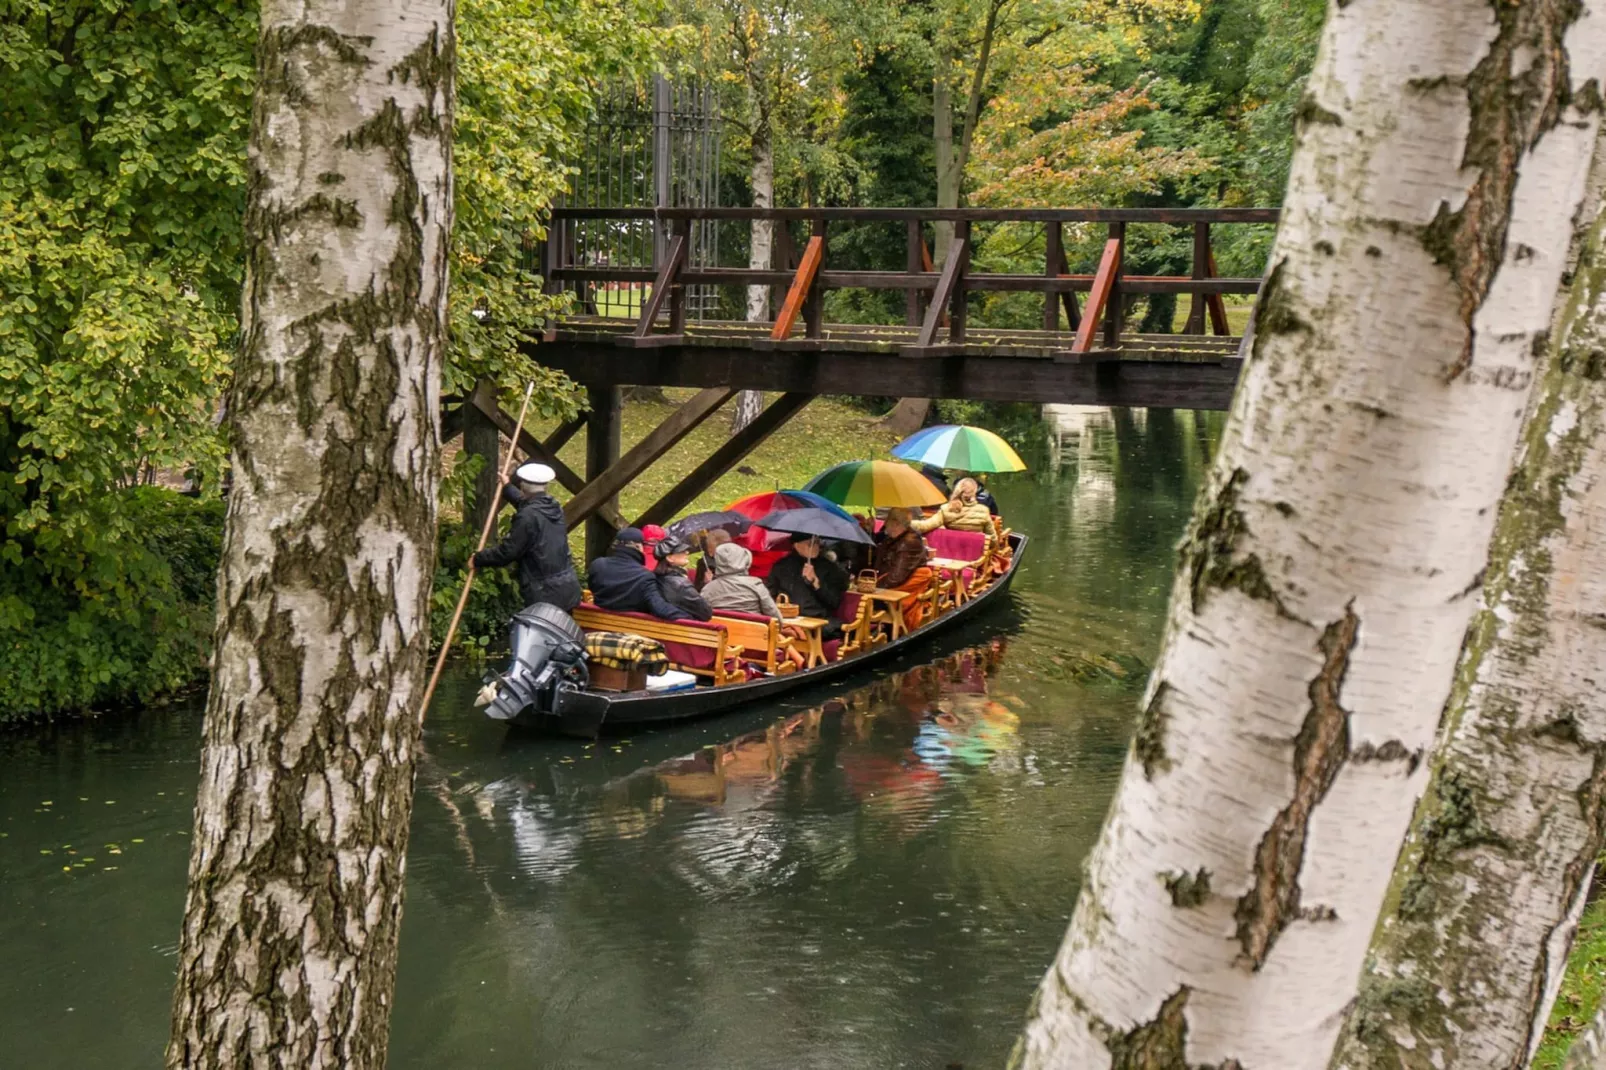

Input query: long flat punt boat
[497,532,1027,738]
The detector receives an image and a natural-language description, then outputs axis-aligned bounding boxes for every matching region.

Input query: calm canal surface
[0,409,1215,1069]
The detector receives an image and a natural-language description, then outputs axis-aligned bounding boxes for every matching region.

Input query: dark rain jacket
[766,551,848,620]
[473,494,582,611]
[588,545,688,621]
[654,561,713,622]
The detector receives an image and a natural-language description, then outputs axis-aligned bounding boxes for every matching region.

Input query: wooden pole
[419,380,536,719]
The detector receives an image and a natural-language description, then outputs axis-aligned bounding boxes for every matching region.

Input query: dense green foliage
[0,0,663,719]
[0,489,223,724]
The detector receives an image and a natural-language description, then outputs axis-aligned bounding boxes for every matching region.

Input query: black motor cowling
[478,602,589,721]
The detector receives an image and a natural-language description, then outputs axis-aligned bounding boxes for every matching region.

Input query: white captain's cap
[515,462,555,485]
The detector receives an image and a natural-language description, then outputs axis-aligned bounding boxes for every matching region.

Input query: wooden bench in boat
[571,604,744,686]
[711,610,800,675]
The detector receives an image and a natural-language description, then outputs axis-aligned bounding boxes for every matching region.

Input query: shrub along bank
[0,488,223,726]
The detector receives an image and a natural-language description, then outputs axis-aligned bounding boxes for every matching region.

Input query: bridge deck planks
[525,319,1243,410]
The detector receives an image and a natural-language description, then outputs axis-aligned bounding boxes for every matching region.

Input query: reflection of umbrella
[754,507,873,545]
[727,489,856,523]
[803,460,947,509]
[891,424,1026,472]
[664,510,751,542]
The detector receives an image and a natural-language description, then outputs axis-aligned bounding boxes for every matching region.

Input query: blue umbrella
[754,507,873,545]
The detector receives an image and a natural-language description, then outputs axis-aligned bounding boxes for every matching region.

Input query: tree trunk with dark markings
[165,1,454,1066]
[1013,0,1606,1065]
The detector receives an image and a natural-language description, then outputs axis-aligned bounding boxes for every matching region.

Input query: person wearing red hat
[640,523,668,571]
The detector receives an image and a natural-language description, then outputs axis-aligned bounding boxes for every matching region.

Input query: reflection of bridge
[489,205,1274,555]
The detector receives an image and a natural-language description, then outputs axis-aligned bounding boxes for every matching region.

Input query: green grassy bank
[1535,889,1606,1067]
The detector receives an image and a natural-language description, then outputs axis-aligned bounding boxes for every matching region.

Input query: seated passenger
[641,523,668,571]
[766,535,847,639]
[702,542,781,619]
[972,474,1000,516]
[694,528,733,590]
[873,507,934,631]
[912,477,993,534]
[653,535,713,621]
[587,527,689,621]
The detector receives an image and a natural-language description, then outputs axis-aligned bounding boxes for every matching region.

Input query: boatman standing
[472,462,582,612]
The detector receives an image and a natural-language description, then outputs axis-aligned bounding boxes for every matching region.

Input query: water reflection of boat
[495,532,1027,738]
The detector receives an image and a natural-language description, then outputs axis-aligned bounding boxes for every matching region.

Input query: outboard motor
[476,603,589,722]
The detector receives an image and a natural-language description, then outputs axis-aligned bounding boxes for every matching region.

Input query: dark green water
[0,409,1214,1069]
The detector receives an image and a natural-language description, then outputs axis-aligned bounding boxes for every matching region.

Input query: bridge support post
[1102,221,1125,348]
[584,385,622,563]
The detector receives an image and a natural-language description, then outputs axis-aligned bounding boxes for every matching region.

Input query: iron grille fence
[552,76,722,320]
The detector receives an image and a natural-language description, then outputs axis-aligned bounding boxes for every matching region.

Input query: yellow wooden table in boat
[863,588,913,640]
[786,616,830,668]
[929,558,977,605]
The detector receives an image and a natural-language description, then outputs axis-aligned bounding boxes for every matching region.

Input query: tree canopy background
[0,0,666,720]
[0,0,1319,721]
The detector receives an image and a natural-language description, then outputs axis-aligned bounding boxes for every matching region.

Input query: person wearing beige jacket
[912,477,993,534]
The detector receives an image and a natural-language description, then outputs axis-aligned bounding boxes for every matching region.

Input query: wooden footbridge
[459,205,1274,557]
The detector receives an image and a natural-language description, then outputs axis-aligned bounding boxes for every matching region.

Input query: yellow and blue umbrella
[804,460,947,509]
[890,424,1026,473]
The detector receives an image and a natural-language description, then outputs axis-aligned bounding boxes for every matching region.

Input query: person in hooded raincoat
[473,462,582,611]
[702,542,781,619]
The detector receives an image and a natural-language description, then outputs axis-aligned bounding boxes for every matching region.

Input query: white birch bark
[1327,142,1606,1069]
[166,0,452,1066]
[1568,1002,1606,1070]
[746,127,774,325]
[1012,1,1606,1067]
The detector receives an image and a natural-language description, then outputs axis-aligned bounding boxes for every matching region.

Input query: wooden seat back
[571,604,740,685]
[711,611,798,675]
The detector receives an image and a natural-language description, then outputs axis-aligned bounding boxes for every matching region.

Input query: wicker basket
[776,594,801,618]
[855,569,879,594]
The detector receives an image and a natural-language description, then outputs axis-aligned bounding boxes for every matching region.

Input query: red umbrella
[726,489,856,522]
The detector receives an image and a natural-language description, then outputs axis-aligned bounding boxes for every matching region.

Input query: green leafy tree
[0,0,663,719]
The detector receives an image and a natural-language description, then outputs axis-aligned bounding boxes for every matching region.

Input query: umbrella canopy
[663,510,752,543]
[890,424,1026,473]
[754,507,873,545]
[727,489,856,522]
[803,460,947,509]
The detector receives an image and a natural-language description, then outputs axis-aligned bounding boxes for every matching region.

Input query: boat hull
[508,532,1028,737]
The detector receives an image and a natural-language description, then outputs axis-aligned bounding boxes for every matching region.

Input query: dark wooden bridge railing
[538,206,1278,356]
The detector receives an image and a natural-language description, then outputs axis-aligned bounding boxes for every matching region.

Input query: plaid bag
[584,631,669,675]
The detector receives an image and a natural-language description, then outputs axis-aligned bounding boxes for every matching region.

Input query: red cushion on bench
[927,528,986,561]
[576,604,726,670]
[713,608,776,624]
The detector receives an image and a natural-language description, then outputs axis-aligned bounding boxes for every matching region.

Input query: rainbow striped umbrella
[890,424,1026,473]
[803,460,947,509]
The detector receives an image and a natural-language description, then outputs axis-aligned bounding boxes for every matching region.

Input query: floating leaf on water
[41,800,52,806]
[39,849,52,855]
[131,838,144,844]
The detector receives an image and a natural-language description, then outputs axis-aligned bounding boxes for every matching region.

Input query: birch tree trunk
[1568,1003,1606,1070]
[1012,1,1606,1067]
[1328,144,1606,1070]
[166,0,453,1066]
[733,93,773,434]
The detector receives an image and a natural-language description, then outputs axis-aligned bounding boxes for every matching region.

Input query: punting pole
[419,381,537,719]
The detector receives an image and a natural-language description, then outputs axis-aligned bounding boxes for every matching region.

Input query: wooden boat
[495,531,1028,738]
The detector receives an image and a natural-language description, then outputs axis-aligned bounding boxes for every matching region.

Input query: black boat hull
[509,532,1028,737]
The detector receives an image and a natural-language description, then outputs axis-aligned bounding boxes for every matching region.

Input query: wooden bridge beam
[771,235,825,340]
[1072,237,1123,354]
[633,392,814,528]
[466,382,628,535]
[565,386,736,534]
[583,386,622,562]
[528,339,1242,410]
